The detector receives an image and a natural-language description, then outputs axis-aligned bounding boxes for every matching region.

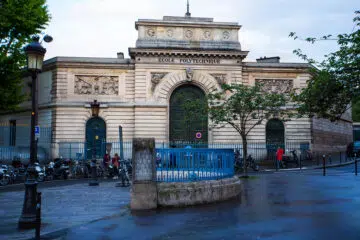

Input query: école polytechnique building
[0,10,353,160]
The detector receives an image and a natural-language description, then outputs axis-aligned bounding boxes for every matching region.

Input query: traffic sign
[195,132,202,139]
[35,126,40,138]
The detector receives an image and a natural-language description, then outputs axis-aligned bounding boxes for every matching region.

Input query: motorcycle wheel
[0,176,10,186]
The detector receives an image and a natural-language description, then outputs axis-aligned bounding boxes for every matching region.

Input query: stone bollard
[130,138,157,210]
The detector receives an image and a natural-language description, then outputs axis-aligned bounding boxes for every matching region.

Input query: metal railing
[155,148,234,182]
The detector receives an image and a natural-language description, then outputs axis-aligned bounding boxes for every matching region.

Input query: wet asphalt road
[37,164,360,240]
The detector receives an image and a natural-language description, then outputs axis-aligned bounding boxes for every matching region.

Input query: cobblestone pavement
[40,165,360,240]
[0,181,130,240]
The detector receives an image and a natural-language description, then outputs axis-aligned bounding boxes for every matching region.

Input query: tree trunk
[241,134,248,177]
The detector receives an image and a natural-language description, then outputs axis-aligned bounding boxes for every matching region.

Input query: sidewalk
[0,181,130,240]
[263,159,357,172]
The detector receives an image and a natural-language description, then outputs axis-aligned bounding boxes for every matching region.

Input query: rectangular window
[9,120,16,146]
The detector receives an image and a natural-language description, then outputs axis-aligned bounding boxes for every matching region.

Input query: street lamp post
[19,36,52,229]
[89,100,100,186]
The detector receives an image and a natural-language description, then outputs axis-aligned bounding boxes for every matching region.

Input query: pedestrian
[103,153,111,168]
[276,147,285,168]
[112,153,120,179]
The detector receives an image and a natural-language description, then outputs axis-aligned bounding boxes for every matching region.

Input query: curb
[263,160,356,172]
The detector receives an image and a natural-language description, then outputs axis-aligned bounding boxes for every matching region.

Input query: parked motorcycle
[34,162,45,182]
[282,150,300,168]
[0,165,11,186]
[246,155,260,171]
[234,150,259,172]
[52,158,70,180]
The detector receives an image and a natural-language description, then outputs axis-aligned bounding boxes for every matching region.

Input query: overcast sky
[43,0,359,62]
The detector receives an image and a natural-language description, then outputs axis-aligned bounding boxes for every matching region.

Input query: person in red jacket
[276,147,285,168]
[112,153,120,178]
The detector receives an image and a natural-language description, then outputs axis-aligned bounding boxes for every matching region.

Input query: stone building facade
[0,14,353,160]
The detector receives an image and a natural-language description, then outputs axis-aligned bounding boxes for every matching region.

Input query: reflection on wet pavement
[45,168,360,240]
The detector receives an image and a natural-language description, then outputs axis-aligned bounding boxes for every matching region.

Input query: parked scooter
[34,162,45,182]
[52,158,70,180]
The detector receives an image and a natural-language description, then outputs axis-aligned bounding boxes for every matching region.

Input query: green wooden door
[86,117,106,159]
[169,85,208,145]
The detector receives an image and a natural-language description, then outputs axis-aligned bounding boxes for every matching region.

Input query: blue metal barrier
[155,148,234,182]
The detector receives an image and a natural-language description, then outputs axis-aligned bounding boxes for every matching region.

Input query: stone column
[130,138,157,210]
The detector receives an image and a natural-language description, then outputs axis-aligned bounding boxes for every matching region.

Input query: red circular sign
[195,132,202,139]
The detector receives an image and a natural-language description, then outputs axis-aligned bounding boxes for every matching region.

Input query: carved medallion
[74,75,119,95]
[151,72,168,92]
[223,31,230,40]
[256,79,294,94]
[203,30,211,40]
[167,29,174,38]
[185,29,193,39]
[210,74,227,86]
[147,28,156,38]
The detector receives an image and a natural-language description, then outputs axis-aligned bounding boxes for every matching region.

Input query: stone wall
[157,176,242,207]
[312,117,353,152]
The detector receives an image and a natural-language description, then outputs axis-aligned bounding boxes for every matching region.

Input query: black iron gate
[169,84,208,146]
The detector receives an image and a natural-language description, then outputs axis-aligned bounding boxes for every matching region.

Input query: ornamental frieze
[151,72,169,92]
[74,75,119,95]
[256,79,293,94]
[210,74,227,86]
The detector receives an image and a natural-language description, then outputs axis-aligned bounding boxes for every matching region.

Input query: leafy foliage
[290,10,360,121]
[0,0,50,111]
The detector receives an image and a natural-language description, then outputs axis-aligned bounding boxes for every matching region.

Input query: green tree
[185,84,290,176]
[0,0,50,111]
[289,10,360,121]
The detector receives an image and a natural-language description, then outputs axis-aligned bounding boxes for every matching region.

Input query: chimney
[117,52,124,59]
[256,56,280,63]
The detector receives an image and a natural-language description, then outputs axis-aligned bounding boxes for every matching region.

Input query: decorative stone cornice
[129,48,248,59]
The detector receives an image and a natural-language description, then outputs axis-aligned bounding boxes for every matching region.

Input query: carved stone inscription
[158,57,221,64]
[151,72,168,92]
[256,79,293,94]
[74,75,119,95]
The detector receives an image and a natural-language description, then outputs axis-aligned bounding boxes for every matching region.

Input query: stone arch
[153,70,220,102]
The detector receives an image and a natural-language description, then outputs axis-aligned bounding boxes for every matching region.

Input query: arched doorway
[169,84,208,145]
[266,119,285,160]
[266,119,285,146]
[86,117,106,159]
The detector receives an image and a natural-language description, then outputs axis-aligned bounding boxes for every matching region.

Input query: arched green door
[266,119,285,148]
[170,85,208,145]
[86,117,106,159]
